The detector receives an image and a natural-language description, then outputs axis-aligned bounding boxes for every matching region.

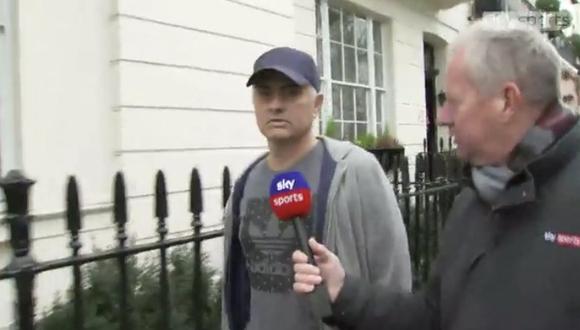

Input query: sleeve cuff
[323,274,366,328]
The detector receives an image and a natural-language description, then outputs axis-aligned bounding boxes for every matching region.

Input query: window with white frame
[316,0,387,141]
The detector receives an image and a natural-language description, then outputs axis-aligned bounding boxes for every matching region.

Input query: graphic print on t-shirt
[240,197,315,293]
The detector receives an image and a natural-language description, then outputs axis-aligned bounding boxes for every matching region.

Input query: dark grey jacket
[330,120,580,330]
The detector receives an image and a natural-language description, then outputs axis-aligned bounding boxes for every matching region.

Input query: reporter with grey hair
[292,19,580,330]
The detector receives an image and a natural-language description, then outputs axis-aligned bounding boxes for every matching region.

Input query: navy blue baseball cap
[246,47,321,92]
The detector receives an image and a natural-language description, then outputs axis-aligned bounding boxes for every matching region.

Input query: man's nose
[266,94,284,113]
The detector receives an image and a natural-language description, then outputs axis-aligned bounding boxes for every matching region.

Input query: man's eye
[256,89,272,96]
[285,87,302,97]
[437,92,446,107]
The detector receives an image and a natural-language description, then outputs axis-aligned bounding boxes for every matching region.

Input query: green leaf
[323,117,340,139]
[536,0,560,12]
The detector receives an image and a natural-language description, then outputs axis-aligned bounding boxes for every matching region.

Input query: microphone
[269,171,332,319]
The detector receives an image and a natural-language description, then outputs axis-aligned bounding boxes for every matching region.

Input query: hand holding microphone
[269,171,333,319]
[292,238,345,303]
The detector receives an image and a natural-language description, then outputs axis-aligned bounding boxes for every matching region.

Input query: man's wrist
[329,271,345,302]
[322,274,364,328]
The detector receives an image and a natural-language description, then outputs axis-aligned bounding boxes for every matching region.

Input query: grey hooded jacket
[222,136,412,330]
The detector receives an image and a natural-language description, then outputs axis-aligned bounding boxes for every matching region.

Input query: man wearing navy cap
[221,47,411,330]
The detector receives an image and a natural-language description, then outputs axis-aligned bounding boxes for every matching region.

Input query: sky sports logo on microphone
[269,171,312,220]
[271,189,305,206]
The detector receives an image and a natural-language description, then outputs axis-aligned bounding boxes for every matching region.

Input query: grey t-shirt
[240,141,323,330]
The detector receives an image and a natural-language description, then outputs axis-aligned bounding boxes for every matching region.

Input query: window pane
[377,124,382,135]
[376,91,383,124]
[343,14,354,46]
[329,8,341,42]
[357,124,367,138]
[375,53,383,87]
[355,88,368,121]
[337,121,344,139]
[332,85,341,119]
[342,86,354,121]
[355,16,367,49]
[357,50,368,84]
[331,42,343,80]
[373,21,382,53]
[344,46,356,82]
[317,38,324,76]
[343,122,355,141]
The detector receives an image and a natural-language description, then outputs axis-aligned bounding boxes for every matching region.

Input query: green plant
[535,0,560,12]
[352,126,402,149]
[375,126,402,149]
[323,117,340,139]
[37,247,221,330]
[355,133,377,149]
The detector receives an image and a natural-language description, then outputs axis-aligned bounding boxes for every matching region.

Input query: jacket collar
[317,135,356,161]
[464,114,579,211]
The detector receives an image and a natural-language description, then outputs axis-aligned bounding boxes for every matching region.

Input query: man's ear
[314,93,324,117]
[500,82,523,122]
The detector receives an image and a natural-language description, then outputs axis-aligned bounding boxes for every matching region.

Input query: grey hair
[449,17,562,108]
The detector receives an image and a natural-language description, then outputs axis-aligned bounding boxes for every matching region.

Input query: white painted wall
[17,0,120,213]
[573,4,580,34]
[293,0,319,133]
[0,0,24,175]
[294,0,317,56]
[0,0,123,327]
[0,0,121,328]
[114,0,296,220]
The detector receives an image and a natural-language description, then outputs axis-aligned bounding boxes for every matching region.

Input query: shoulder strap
[226,153,267,330]
[315,139,337,242]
